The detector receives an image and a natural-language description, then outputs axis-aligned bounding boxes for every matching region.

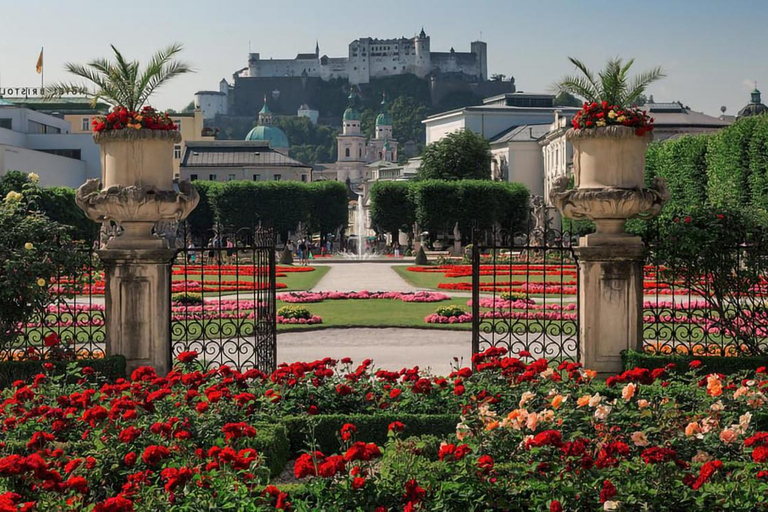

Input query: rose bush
[0,350,766,510]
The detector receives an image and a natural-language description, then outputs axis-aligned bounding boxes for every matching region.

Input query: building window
[0,118,13,130]
[228,174,236,181]
[274,174,281,181]
[81,117,90,131]
[359,148,362,157]
[301,174,307,182]
[345,148,350,157]
[209,174,216,181]
[190,174,198,181]
[253,174,261,181]
[174,144,182,159]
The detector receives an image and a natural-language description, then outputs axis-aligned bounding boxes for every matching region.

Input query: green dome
[343,107,360,121]
[375,112,393,126]
[245,125,289,148]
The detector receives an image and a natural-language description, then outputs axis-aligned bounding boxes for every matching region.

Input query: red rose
[307,405,319,415]
[124,452,137,467]
[141,445,171,466]
[44,333,60,347]
[94,496,134,512]
[388,421,405,433]
[550,500,563,512]
[177,351,198,363]
[689,360,702,369]
[352,476,366,490]
[599,479,617,503]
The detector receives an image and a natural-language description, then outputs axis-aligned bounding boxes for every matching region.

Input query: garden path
[277,328,471,375]
[310,263,419,292]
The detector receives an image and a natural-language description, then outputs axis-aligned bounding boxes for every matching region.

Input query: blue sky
[0,0,765,116]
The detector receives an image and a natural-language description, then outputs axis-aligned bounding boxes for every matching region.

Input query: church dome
[245,125,290,148]
[375,112,393,126]
[343,107,360,121]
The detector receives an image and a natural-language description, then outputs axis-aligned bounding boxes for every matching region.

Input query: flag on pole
[35,48,43,74]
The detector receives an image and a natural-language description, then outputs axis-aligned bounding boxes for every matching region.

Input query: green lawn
[277,298,471,331]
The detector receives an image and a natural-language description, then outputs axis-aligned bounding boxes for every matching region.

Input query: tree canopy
[417,129,491,180]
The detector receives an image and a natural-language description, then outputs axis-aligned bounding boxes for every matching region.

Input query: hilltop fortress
[242,28,487,85]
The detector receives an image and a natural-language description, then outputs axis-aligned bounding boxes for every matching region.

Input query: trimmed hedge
[252,422,291,478]
[280,413,459,455]
[0,356,126,389]
[621,350,768,375]
[186,181,348,242]
[369,180,529,239]
[369,181,415,238]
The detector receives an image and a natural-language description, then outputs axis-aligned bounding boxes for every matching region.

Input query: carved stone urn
[550,126,668,245]
[76,130,199,249]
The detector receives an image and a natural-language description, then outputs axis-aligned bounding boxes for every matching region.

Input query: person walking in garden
[226,238,235,264]
[187,240,196,264]
[298,238,308,266]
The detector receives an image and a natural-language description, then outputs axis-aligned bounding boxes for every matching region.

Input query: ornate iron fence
[171,225,277,372]
[1,249,106,361]
[471,211,580,362]
[643,228,768,356]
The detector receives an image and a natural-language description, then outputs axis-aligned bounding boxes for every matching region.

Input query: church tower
[372,93,398,161]
[337,90,366,162]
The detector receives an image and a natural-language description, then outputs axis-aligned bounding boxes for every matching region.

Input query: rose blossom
[637,399,649,409]
[685,422,701,437]
[622,383,637,401]
[519,391,535,408]
[719,428,738,444]
[631,431,649,447]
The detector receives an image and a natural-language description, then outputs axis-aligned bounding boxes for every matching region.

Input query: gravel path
[278,328,471,375]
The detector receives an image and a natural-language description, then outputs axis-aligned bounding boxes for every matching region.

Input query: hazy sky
[0,0,765,116]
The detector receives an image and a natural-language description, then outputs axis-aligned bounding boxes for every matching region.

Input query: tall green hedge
[706,116,760,209]
[369,181,416,238]
[370,180,529,239]
[185,181,348,242]
[307,181,349,237]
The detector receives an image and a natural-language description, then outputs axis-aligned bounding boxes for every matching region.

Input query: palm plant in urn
[550,57,669,243]
[45,44,198,248]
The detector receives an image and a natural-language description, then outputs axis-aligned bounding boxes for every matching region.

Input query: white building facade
[0,101,100,187]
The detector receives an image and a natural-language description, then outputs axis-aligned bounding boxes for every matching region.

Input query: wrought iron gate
[471,212,580,362]
[171,225,277,372]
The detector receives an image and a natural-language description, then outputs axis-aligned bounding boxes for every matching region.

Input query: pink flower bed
[276,315,322,324]
[277,290,450,303]
[425,310,579,324]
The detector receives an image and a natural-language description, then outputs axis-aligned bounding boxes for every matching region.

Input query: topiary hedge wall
[184,180,348,242]
[369,180,529,240]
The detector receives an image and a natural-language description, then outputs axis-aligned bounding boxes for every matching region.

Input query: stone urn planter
[76,130,199,249]
[550,126,668,245]
[571,126,651,189]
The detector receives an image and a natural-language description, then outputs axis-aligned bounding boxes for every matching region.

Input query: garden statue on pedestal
[46,44,197,375]
[549,57,668,374]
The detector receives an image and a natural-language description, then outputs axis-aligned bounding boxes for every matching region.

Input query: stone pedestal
[99,248,177,376]
[574,244,645,375]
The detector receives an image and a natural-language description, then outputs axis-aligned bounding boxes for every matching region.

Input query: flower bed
[277,291,450,303]
[0,350,766,510]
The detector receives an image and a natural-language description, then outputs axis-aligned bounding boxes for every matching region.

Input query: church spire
[315,40,320,57]
[258,95,272,125]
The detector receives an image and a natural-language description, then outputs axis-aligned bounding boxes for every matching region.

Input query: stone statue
[452,222,462,256]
